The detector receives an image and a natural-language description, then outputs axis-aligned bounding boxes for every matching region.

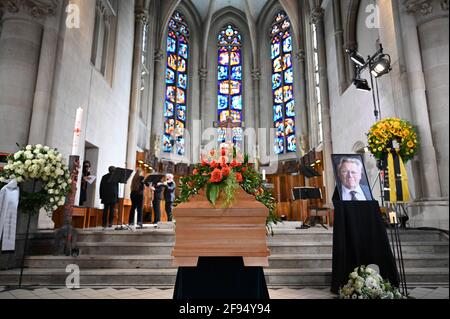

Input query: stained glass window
[271,11,297,154]
[163,11,189,156]
[217,24,243,150]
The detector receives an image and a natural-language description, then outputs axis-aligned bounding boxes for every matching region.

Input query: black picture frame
[331,154,374,201]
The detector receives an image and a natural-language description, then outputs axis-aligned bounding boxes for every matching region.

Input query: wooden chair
[308,206,333,229]
[86,208,101,228]
[72,207,88,229]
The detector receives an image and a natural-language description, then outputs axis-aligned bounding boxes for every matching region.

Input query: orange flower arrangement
[174,144,278,225]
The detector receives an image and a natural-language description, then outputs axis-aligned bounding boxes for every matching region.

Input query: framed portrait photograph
[332,154,374,201]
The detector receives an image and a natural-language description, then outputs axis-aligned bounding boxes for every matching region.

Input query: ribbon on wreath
[384,148,410,203]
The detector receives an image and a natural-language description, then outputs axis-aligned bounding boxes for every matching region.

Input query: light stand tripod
[387,204,408,297]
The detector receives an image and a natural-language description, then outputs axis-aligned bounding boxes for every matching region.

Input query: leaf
[206,183,220,205]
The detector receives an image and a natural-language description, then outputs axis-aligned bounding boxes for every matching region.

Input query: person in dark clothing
[79,160,91,206]
[99,166,119,228]
[163,173,176,222]
[128,169,148,227]
[150,178,165,224]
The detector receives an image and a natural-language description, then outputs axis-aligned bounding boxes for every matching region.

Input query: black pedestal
[331,200,400,293]
[173,257,269,300]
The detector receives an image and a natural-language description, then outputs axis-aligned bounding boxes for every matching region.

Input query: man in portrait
[336,156,373,201]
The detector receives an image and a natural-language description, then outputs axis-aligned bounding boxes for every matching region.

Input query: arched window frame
[216,24,244,150]
[163,11,190,156]
[270,11,297,155]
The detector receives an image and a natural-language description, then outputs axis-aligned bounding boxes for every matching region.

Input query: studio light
[370,54,391,78]
[346,49,366,67]
[354,77,371,92]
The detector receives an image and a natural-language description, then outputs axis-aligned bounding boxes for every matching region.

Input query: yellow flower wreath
[367,118,419,162]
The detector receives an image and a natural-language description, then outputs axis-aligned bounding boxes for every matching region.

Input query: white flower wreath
[0,144,72,213]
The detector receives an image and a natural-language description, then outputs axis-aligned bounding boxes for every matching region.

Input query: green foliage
[174,146,280,229]
[206,182,220,205]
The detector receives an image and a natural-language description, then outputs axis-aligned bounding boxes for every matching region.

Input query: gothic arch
[258,1,307,161]
[201,7,255,154]
[151,1,202,163]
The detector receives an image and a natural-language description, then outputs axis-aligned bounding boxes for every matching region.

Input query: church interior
[0,0,448,300]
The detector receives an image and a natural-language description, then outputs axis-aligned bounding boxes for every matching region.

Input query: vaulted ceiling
[190,0,270,21]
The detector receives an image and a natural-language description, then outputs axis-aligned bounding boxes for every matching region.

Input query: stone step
[23,253,448,270]
[269,229,444,242]
[72,241,448,256]
[76,242,174,255]
[269,241,448,255]
[268,254,449,269]
[25,255,176,269]
[77,230,175,243]
[0,267,446,287]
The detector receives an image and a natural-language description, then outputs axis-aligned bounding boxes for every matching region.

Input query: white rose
[50,198,54,203]
[16,176,24,183]
[14,152,21,160]
[36,144,43,149]
[48,189,54,194]
[43,146,50,152]
[26,145,32,150]
[4,165,11,171]
[0,177,6,183]
[25,160,32,166]
[61,182,67,188]
[58,200,65,206]
[350,272,358,279]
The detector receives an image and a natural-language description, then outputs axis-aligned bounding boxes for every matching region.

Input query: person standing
[79,160,91,207]
[99,166,119,228]
[128,169,147,227]
[151,178,165,224]
[163,174,176,222]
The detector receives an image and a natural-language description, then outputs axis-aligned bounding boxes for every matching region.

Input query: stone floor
[0,286,447,299]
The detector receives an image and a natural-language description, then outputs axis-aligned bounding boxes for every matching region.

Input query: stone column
[0,0,57,153]
[126,8,148,179]
[311,7,335,204]
[400,1,443,200]
[404,0,449,198]
[150,49,165,157]
[199,68,208,134]
[196,68,208,161]
[400,0,449,229]
[28,2,61,145]
[294,50,309,154]
[250,68,261,161]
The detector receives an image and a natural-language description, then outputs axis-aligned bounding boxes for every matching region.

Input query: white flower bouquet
[339,265,405,299]
[0,144,72,213]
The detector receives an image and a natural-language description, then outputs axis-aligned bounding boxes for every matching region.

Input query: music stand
[144,174,165,186]
[109,168,134,230]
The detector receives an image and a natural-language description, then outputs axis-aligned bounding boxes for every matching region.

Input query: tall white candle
[262,169,266,181]
[389,211,397,225]
[71,107,84,156]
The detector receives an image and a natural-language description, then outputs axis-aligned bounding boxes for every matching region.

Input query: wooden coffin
[172,187,270,267]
